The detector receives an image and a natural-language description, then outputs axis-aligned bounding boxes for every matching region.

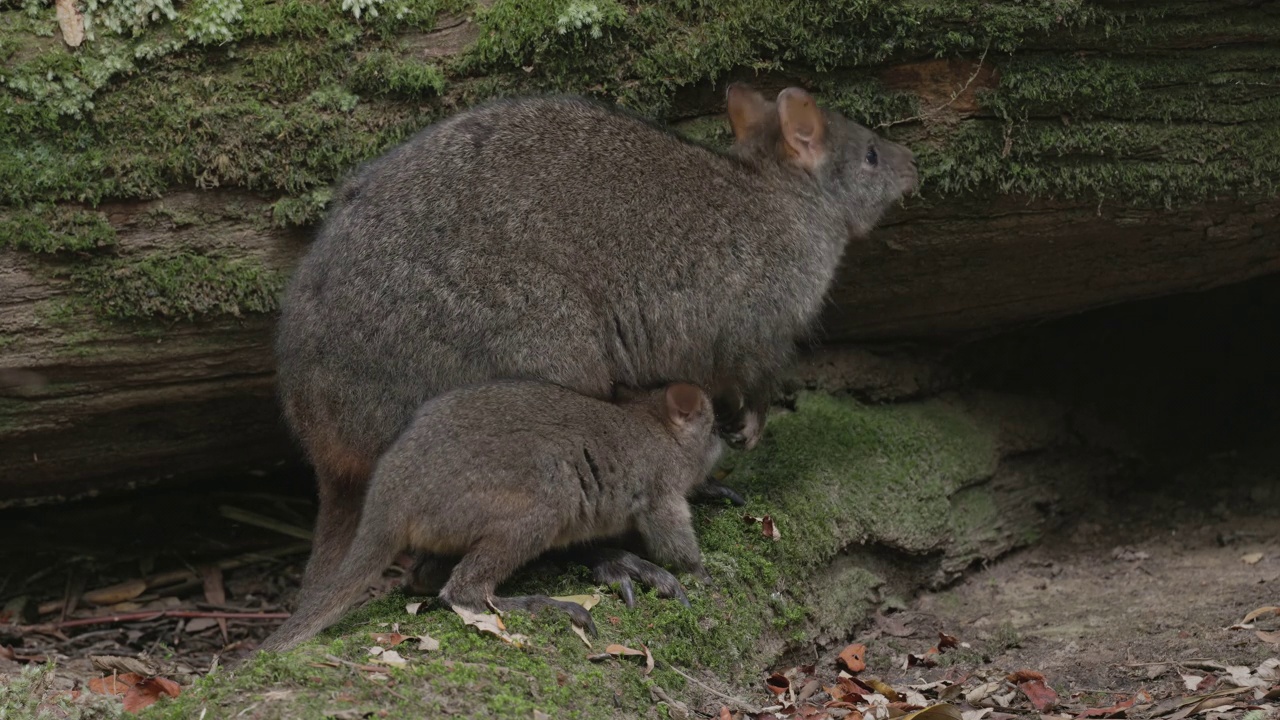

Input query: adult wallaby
[259,381,721,652]
[275,82,917,602]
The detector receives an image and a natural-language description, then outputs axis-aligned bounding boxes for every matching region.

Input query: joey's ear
[776,87,827,170]
[726,83,772,143]
[664,383,705,426]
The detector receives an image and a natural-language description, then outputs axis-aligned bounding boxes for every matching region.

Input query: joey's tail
[258,521,402,653]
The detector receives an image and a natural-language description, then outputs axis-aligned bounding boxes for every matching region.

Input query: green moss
[0,205,117,253]
[3,0,1278,210]
[74,251,285,321]
[0,662,125,718]
[270,188,334,228]
[351,51,446,97]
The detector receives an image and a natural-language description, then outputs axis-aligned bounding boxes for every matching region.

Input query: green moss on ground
[130,392,1013,719]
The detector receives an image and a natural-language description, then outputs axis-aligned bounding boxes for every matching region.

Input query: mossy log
[2,0,1279,496]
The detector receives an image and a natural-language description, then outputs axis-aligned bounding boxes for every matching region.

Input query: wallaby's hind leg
[405,554,457,596]
[300,466,370,595]
[439,537,596,634]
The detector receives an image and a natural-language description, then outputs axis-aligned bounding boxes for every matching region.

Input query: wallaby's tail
[258,521,401,653]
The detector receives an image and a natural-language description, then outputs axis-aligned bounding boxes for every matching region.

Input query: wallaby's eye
[865,146,879,166]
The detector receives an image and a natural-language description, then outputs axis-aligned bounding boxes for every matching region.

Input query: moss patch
[74,251,286,321]
[133,392,1021,718]
[0,205,117,253]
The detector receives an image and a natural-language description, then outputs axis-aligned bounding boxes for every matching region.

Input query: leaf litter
[720,629,1280,720]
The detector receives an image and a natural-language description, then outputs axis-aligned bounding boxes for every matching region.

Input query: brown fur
[258,381,722,652]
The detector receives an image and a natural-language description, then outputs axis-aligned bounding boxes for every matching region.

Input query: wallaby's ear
[726,83,772,143]
[664,383,704,426]
[777,87,827,171]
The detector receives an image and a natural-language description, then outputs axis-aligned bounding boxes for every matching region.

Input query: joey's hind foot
[587,548,690,609]
[490,595,598,636]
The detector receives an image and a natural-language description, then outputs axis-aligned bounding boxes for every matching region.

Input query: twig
[664,664,763,714]
[37,543,311,615]
[219,505,314,541]
[322,654,386,674]
[878,43,991,129]
[13,609,290,633]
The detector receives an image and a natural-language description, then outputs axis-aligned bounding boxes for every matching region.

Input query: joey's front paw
[720,410,764,451]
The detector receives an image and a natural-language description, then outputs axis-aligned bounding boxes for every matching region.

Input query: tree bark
[1,0,1277,498]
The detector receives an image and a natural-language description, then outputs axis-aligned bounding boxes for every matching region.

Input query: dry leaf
[1241,553,1264,565]
[370,633,407,648]
[54,0,84,47]
[867,678,901,703]
[570,624,592,648]
[897,704,963,720]
[90,656,157,677]
[597,643,654,674]
[550,594,602,611]
[1243,607,1280,624]
[199,565,229,644]
[765,672,790,696]
[88,672,142,696]
[367,648,407,668]
[83,579,147,606]
[838,643,867,673]
[937,632,959,650]
[743,514,781,541]
[184,618,220,633]
[1075,689,1152,718]
[418,635,440,652]
[966,680,1003,705]
[1007,670,1058,712]
[122,676,181,712]
[452,606,528,646]
[1258,631,1280,644]
[1182,675,1206,691]
[405,601,424,615]
[761,515,781,541]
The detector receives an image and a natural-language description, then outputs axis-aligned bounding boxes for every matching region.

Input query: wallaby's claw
[590,549,688,609]
[694,480,747,507]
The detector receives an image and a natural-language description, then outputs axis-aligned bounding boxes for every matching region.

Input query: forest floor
[1,441,1277,719]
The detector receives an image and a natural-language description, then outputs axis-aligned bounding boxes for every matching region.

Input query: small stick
[13,609,291,633]
[664,664,762,714]
[878,43,991,129]
[219,505,314,541]
[37,543,310,615]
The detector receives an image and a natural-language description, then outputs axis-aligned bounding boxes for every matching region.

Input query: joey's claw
[589,549,686,608]
[694,480,747,507]
[492,596,598,636]
[616,577,636,608]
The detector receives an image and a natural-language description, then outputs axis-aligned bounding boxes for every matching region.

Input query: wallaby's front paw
[692,480,747,507]
[589,549,690,609]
